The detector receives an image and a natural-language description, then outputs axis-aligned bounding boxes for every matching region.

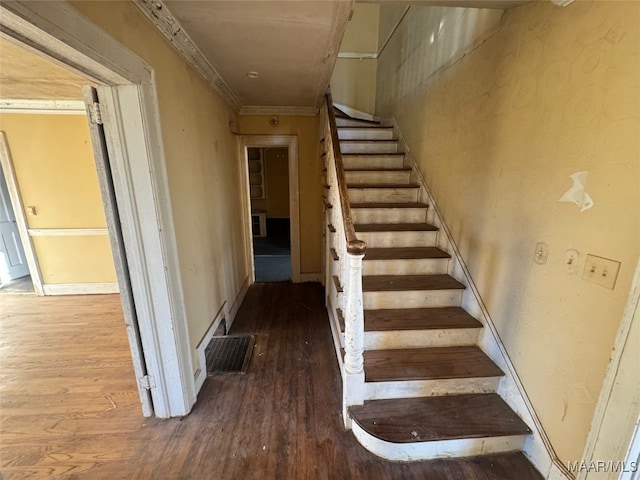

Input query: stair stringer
[392,119,570,480]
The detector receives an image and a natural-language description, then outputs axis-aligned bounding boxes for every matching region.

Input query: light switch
[582,254,621,290]
[27,206,37,216]
[564,249,580,274]
[534,242,549,265]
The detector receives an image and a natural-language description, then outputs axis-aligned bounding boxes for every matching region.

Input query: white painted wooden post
[342,250,365,428]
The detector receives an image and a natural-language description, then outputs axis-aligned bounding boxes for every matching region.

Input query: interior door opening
[0,36,152,416]
[248,146,291,282]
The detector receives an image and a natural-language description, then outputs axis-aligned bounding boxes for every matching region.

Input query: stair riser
[357,231,437,248]
[336,118,379,128]
[348,188,418,204]
[363,258,449,276]
[350,423,527,461]
[345,171,412,185]
[343,156,405,170]
[364,377,499,401]
[363,290,463,309]
[338,129,395,140]
[340,142,398,154]
[364,328,480,350]
[352,208,427,224]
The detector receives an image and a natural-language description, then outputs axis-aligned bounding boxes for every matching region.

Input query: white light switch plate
[582,254,621,290]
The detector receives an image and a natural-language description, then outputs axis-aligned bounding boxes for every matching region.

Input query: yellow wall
[239,115,322,274]
[331,4,379,116]
[0,113,116,284]
[378,1,640,464]
[332,59,377,116]
[264,148,289,219]
[70,1,249,370]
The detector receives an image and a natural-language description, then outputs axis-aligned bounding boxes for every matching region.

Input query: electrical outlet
[564,249,580,274]
[534,242,549,265]
[582,254,621,290]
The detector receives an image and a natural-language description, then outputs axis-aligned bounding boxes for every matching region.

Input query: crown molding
[0,98,86,114]
[132,0,242,111]
[239,106,319,117]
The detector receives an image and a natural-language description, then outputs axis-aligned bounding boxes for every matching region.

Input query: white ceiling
[164,0,353,109]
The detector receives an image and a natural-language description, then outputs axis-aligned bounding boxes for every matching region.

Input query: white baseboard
[334,103,379,122]
[226,275,250,332]
[194,302,227,394]
[300,272,322,282]
[42,282,119,295]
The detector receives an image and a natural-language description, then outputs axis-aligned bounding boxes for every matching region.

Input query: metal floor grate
[205,335,255,374]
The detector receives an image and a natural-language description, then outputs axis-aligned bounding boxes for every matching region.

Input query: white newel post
[342,250,365,429]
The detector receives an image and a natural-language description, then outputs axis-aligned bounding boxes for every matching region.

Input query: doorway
[0,157,31,292]
[240,135,300,284]
[249,147,291,282]
[0,0,197,418]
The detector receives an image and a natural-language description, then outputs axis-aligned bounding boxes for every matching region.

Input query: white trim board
[131,0,241,111]
[0,132,45,296]
[194,302,227,394]
[0,1,196,418]
[239,106,319,117]
[578,258,640,480]
[28,228,108,236]
[239,135,301,284]
[42,282,119,295]
[334,103,379,123]
[0,99,86,114]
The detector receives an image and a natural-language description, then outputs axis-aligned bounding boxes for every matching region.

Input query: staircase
[327,108,539,470]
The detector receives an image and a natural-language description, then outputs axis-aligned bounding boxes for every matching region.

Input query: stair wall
[392,122,566,480]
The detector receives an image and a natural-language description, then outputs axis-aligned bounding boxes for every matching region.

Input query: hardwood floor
[0,284,541,479]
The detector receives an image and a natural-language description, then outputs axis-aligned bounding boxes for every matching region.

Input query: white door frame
[0,1,195,417]
[579,257,640,480]
[238,135,300,283]
[0,134,44,294]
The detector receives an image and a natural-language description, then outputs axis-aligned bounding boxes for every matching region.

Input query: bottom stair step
[349,394,531,443]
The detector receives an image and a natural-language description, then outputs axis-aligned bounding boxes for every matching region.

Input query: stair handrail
[325,91,366,255]
[322,90,367,426]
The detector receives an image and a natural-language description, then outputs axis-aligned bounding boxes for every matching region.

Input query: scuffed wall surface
[376,6,502,117]
[71,1,249,371]
[378,0,640,464]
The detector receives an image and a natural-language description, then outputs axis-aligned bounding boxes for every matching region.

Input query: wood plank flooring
[0,284,541,479]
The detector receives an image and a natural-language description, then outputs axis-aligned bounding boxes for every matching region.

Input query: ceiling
[162,0,353,109]
[0,37,88,100]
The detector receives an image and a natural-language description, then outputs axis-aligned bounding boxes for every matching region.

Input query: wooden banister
[324,91,367,256]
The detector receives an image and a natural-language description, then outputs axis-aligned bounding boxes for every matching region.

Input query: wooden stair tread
[349,394,532,443]
[351,202,429,209]
[347,183,420,189]
[365,307,482,331]
[365,247,450,261]
[341,153,404,157]
[363,274,465,292]
[364,346,504,382]
[355,223,438,232]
